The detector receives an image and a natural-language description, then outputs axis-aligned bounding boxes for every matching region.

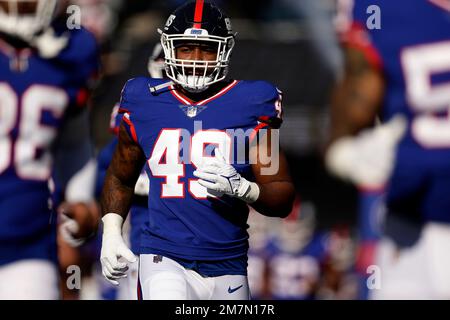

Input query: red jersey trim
[122,113,139,143]
[249,122,269,145]
[169,80,239,106]
[340,22,383,71]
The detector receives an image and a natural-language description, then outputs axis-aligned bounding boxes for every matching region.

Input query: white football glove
[193,149,260,203]
[100,213,136,286]
[325,115,407,189]
[32,27,69,59]
[59,213,85,248]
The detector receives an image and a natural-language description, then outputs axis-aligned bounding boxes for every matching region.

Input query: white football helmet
[0,0,57,42]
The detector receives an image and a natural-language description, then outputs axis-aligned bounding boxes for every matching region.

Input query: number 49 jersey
[345,0,450,223]
[119,77,283,261]
[0,27,98,263]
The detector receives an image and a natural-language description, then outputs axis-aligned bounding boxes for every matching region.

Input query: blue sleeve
[63,27,100,84]
[251,81,283,129]
[55,27,100,110]
[118,79,136,115]
[352,0,372,24]
[118,77,151,143]
[117,79,137,142]
[340,0,383,70]
[109,103,122,134]
[118,77,152,113]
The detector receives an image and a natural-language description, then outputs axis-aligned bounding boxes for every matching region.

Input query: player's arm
[100,122,145,217]
[99,122,146,285]
[249,128,295,218]
[325,47,406,188]
[328,46,384,144]
[53,107,100,247]
[194,128,295,218]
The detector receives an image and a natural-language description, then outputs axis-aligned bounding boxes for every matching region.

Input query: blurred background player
[326,0,450,299]
[0,0,100,299]
[95,44,165,300]
[99,0,295,300]
[247,197,357,300]
[246,208,272,299]
[265,198,326,300]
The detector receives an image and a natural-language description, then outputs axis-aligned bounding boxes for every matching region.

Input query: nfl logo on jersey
[178,104,208,118]
[187,105,198,118]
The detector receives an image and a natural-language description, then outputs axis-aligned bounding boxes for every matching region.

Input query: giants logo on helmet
[164,14,176,29]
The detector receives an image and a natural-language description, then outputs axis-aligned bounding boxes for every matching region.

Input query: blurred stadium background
[76,0,363,300]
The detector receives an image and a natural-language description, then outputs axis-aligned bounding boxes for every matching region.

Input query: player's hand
[325,115,407,189]
[58,202,100,248]
[100,213,136,286]
[193,149,260,203]
[32,27,69,59]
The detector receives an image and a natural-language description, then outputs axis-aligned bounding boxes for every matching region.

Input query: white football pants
[0,259,60,299]
[138,254,250,300]
[116,256,139,300]
[370,222,450,299]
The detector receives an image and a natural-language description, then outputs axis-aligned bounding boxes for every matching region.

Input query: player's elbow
[258,182,295,218]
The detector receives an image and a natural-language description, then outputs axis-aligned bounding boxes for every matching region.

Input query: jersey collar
[169,80,239,106]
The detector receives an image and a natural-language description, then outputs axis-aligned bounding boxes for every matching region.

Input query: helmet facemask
[0,0,57,42]
[160,28,235,93]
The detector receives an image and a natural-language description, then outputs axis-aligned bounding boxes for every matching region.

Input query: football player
[246,208,272,300]
[95,44,165,300]
[266,198,326,300]
[0,0,100,299]
[326,0,450,299]
[99,0,295,300]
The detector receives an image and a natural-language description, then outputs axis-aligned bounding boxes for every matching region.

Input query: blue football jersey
[119,77,282,263]
[0,25,99,265]
[265,234,327,300]
[347,0,450,223]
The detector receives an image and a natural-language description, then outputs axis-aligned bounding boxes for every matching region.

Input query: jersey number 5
[402,41,450,148]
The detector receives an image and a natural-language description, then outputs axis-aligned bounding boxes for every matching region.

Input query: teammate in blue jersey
[99,0,295,300]
[96,106,146,300]
[246,208,272,300]
[265,199,326,300]
[95,46,165,300]
[326,0,450,299]
[0,0,100,299]
[353,189,384,300]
